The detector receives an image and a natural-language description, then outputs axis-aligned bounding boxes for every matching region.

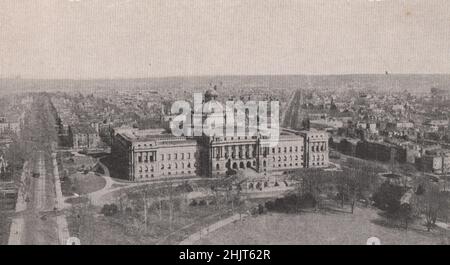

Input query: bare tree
[415,183,448,231]
[141,188,150,233]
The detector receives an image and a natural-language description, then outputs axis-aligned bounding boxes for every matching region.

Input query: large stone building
[198,128,328,177]
[110,88,329,181]
[112,127,328,181]
[112,128,198,181]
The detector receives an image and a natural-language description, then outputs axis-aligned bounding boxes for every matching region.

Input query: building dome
[205,87,219,102]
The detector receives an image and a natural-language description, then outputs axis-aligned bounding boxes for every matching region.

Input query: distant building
[0,154,8,175]
[418,149,450,174]
[355,140,406,163]
[330,137,359,157]
[310,117,344,129]
[386,121,414,130]
[430,87,450,100]
[0,138,12,153]
[0,117,20,134]
[426,120,449,127]
[68,124,100,150]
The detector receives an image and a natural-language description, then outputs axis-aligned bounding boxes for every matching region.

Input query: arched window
[216,163,220,170]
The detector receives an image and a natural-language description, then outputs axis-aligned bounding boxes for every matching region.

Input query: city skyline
[1,0,450,79]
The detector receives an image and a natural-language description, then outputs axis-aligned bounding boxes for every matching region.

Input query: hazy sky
[0,0,449,79]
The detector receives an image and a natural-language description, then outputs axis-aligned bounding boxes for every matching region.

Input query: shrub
[101,203,119,216]
[190,199,198,206]
[125,207,133,215]
[265,193,317,213]
[372,181,405,213]
[257,204,265,215]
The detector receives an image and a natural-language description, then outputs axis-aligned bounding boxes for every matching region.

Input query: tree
[372,181,405,213]
[297,169,330,211]
[415,183,448,231]
[140,189,151,233]
[335,174,349,208]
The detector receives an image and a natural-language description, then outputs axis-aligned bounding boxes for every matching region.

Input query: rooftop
[70,124,97,134]
[118,128,196,145]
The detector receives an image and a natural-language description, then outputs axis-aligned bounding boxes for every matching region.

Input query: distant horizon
[2,72,450,82]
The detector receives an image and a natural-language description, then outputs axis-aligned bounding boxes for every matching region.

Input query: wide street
[8,95,69,245]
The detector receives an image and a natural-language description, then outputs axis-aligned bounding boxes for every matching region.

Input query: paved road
[8,152,68,245]
[8,94,71,245]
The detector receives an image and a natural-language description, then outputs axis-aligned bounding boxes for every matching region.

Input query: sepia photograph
[0,0,449,252]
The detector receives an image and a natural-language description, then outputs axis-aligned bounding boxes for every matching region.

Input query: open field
[196,206,449,245]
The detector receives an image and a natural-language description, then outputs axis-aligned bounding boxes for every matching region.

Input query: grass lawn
[196,206,449,245]
[58,151,102,196]
[63,172,106,195]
